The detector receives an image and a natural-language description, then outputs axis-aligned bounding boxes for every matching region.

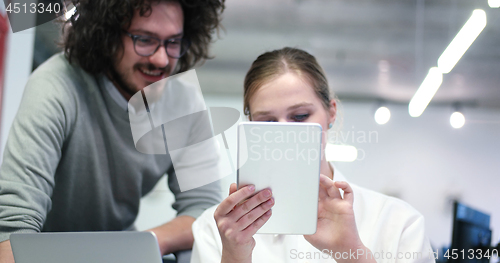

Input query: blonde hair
[243,47,335,119]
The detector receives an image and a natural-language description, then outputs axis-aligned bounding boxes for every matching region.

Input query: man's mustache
[136,64,171,74]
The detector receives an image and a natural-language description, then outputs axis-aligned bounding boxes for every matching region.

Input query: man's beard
[109,63,171,98]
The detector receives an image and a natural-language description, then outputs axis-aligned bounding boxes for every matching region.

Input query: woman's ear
[328,99,337,125]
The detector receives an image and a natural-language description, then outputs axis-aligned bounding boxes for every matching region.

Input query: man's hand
[0,240,15,263]
[147,215,196,255]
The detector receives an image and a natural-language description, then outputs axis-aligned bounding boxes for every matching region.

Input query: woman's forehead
[250,73,320,110]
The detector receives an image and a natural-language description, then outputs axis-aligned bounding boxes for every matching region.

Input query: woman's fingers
[214,185,274,243]
[235,196,274,230]
[318,174,329,200]
[241,209,273,237]
[319,174,342,199]
[319,175,354,205]
[230,188,273,220]
[229,183,237,195]
[216,184,256,215]
[334,181,354,204]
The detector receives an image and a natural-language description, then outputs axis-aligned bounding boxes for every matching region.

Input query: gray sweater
[0,54,221,243]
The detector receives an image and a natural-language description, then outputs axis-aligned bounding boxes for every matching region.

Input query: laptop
[10,231,163,263]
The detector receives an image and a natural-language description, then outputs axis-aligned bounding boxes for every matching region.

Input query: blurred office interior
[0,0,499,255]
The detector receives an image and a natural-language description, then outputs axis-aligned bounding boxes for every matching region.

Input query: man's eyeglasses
[125,32,190,58]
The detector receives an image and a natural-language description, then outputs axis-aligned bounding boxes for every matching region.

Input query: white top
[191,166,435,263]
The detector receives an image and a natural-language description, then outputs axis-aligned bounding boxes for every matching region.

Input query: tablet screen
[237,122,322,235]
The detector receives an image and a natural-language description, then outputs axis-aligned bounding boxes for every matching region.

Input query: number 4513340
[444,248,498,260]
[5,3,61,14]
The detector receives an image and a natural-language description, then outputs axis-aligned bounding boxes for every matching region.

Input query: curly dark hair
[61,0,225,75]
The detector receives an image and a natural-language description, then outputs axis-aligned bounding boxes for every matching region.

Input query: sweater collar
[102,75,129,112]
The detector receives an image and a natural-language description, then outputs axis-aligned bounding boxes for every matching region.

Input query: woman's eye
[293,114,309,121]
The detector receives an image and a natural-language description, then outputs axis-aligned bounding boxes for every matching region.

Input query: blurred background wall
[0,0,499,252]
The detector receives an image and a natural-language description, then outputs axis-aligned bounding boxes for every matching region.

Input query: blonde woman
[191,47,434,263]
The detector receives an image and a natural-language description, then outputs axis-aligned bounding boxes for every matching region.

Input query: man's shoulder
[25,53,99,103]
[29,53,92,88]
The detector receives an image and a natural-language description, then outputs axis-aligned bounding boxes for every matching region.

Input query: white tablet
[237,122,322,235]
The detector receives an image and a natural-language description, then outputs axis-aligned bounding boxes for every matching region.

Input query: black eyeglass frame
[125,32,191,59]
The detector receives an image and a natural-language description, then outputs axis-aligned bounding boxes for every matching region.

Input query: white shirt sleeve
[191,206,223,263]
[396,214,435,263]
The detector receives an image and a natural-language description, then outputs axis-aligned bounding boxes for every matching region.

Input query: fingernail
[267,197,274,205]
[248,185,255,192]
[263,190,271,198]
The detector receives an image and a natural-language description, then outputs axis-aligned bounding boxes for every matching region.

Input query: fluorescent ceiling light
[437,9,487,74]
[408,67,443,117]
[325,144,358,162]
[65,7,76,20]
[450,112,465,129]
[374,106,391,125]
[489,0,500,8]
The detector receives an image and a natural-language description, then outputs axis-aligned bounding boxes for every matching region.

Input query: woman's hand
[305,174,372,262]
[214,183,274,263]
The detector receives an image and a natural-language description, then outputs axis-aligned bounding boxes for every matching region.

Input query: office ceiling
[33,0,500,108]
[196,0,500,109]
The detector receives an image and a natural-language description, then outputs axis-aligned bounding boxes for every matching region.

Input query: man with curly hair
[0,0,225,262]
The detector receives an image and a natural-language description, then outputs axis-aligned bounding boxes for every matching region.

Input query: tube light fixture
[65,7,76,20]
[408,67,443,117]
[325,144,358,162]
[437,9,487,74]
[489,0,500,8]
